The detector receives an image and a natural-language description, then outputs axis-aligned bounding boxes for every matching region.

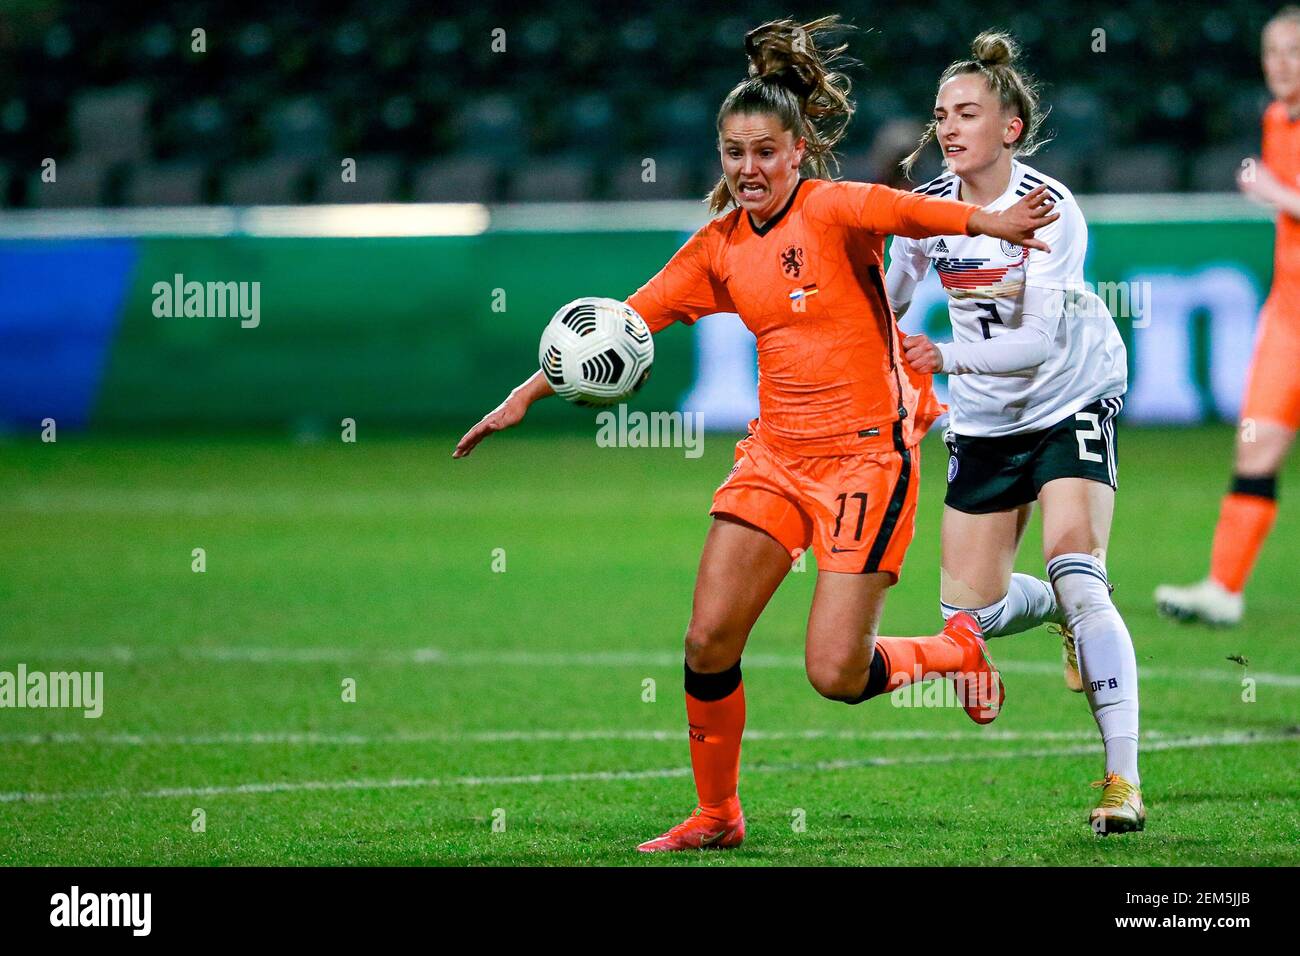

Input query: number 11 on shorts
[833,491,869,540]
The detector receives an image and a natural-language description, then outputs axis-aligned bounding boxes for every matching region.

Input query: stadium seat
[267,96,335,159]
[0,5,1284,206]
[1093,148,1180,193]
[507,158,595,202]
[607,156,692,200]
[123,161,208,206]
[562,93,617,152]
[1228,86,1272,130]
[647,92,714,154]
[220,157,307,205]
[1049,86,1110,154]
[1026,151,1086,193]
[411,157,500,203]
[70,85,152,163]
[450,94,528,160]
[1190,145,1255,192]
[834,151,883,185]
[854,87,912,132]
[25,158,114,207]
[315,155,403,203]
[153,97,234,161]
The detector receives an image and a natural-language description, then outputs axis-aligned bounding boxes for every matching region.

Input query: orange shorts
[710,419,921,580]
[1241,292,1300,431]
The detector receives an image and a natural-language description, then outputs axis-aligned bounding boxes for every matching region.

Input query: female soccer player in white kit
[886,32,1144,834]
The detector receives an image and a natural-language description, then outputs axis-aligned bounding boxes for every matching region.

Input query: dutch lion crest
[780,244,804,278]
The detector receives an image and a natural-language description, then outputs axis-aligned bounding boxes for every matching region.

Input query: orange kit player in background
[1156,6,1300,626]
[454,16,1058,852]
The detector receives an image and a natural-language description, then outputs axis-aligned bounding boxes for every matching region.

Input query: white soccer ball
[538,297,654,406]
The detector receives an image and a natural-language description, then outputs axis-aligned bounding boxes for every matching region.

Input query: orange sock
[685,680,744,818]
[875,628,968,691]
[1210,492,1278,593]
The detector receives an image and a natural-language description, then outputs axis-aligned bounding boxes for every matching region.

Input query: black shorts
[944,396,1123,514]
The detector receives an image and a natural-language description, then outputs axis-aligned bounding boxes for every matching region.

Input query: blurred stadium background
[0,0,1288,433]
[0,0,1280,205]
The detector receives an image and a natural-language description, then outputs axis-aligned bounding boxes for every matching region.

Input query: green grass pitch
[0,424,1296,866]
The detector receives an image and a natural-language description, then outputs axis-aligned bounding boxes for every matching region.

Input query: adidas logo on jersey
[935,238,949,253]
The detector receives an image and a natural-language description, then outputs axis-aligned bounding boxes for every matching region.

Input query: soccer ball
[538,297,654,406]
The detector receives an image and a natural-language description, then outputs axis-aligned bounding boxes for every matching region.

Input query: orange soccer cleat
[636,804,746,853]
[944,611,1005,725]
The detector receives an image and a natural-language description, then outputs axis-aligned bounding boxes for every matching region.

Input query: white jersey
[888,160,1127,438]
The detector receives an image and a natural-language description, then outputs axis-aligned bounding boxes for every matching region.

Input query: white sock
[1047,553,1140,785]
[941,573,1060,638]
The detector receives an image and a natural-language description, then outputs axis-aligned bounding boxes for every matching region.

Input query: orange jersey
[626,178,976,453]
[1263,100,1300,294]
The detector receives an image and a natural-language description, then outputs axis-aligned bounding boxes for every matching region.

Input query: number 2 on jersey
[975,302,1004,340]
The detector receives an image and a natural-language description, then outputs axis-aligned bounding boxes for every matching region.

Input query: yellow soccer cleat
[1050,624,1084,693]
[1089,772,1146,835]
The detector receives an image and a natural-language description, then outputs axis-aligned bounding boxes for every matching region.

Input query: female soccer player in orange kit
[454,15,1057,852]
[1157,6,1300,626]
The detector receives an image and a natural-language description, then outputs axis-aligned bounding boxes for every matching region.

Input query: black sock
[684,660,742,701]
[844,648,889,705]
[1231,473,1278,501]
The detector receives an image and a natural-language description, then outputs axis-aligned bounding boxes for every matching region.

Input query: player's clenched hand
[968,184,1058,253]
[453,393,529,459]
[902,334,943,374]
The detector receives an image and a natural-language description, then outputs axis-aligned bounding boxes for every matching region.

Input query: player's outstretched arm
[1238,158,1300,218]
[452,370,555,459]
[833,181,1056,253]
[966,185,1059,252]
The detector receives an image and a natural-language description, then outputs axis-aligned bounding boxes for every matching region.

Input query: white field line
[0,727,1210,747]
[2,645,1294,687]
[0,730,1292,805]
[3,488,640,517]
